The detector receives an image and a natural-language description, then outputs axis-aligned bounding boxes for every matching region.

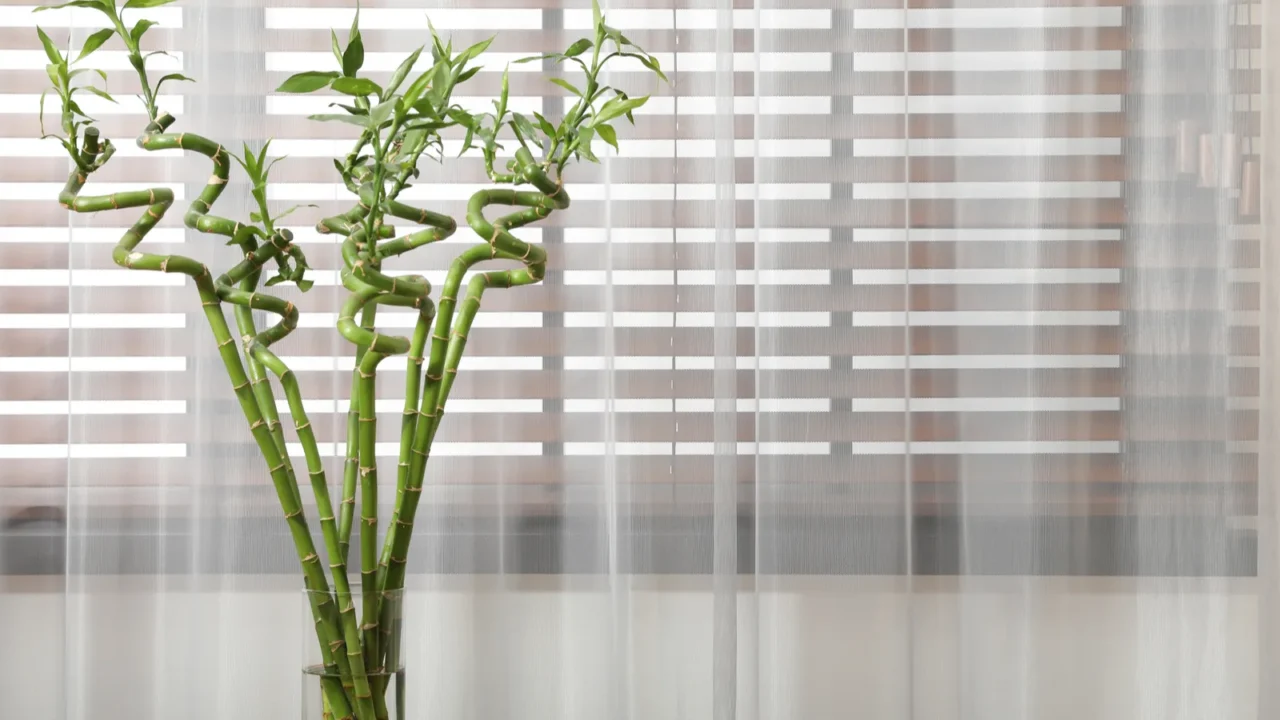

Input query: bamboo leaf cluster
[37,1,664,718]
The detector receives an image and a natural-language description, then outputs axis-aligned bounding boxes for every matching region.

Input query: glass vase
[301,588,406,720]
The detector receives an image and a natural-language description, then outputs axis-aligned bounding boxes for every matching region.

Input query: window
[0,0,1258,576]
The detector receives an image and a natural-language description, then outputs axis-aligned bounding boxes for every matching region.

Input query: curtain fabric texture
[0,0,1271,718]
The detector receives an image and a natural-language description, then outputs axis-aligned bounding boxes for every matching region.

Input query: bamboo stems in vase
[37,1,664,718]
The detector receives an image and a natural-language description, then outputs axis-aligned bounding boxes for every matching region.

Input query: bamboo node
[342,497,356,505]
[405,486,423,493]
[210,174,226,185]
[233,380,250,390]
[218,337,234,348]
[270,463,287,474]
[160,258,169,273]
[296,421,311,431]
[250,419,265,430]
[390,556,407,564]
[284,508,303,519]
[410,448,428,458]
[361,623,378,631]
[359,465,376,476]
[302,553,318,563]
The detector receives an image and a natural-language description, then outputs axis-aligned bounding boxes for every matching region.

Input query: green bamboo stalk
[209,223,377,715]
[375,149,568,619]
[56,117,365,719]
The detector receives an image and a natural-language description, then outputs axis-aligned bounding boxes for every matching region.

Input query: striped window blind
[0,0,1260,575]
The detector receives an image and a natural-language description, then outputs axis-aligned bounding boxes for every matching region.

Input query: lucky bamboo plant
[37,1,664,718]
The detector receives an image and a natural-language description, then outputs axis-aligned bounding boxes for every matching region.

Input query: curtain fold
[0,0,1267,718]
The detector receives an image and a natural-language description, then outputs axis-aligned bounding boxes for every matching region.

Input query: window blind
[0,0,1260,575]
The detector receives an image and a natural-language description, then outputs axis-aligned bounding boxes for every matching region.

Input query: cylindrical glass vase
[301,588,406,720]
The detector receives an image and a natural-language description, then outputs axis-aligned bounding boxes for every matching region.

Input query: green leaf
[511,113,541,150]
[402,118,446,131]
[331,76,380,97]
[38,91,49,137]
[425,59,451,109]
[258,139,273,175]
[124,0,178,7]
[592,0,602,30]
[296,279,315,292]
[401,61,440,110]
[622,52,668,83]
[459,124,475,156]
[276,71,339,93]
[264,275,286,287]
[307,113,371,128]
[454,65,480,84]
[565,38,592,58]
[330,29,344,67]
[589,95,648,128]
[81,85,116,103]
[36,27,62,67]
[532,111,556,139]
[342,4,363,77]
[76,28,114,62]
[548,77,582,97]
[342,34,364,78]
[603,26,633,49]
[330,102,365,115]
[446,107,475,128]
[514,53,559,65]
[249,210,263,223]
[456,36,494,67]
[367,99,395,129]
[130,19,157,47]
[427,16,445,64]
[595,122,618,151]
[275,203,317,222]
[235,141,259,179]
[64,99,93,121]
[383,46,423,100]
[578,127,599,163]
[155,72,194,94]
[46,64,62,93]
[34,1,108,12]
[93,68,108,84]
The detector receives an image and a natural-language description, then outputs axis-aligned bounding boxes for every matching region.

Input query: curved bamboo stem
[375,148,568,634]
[56,114,366,720]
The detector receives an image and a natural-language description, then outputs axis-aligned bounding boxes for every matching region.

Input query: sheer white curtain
[0,0,1272,718]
